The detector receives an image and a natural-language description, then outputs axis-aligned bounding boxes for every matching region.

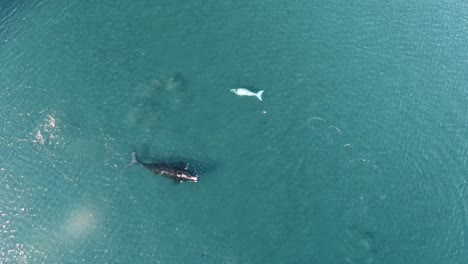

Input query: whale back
[131,150,199,182]
[141,162,198,182]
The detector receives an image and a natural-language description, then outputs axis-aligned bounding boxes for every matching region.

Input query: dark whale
[129,151,199,183]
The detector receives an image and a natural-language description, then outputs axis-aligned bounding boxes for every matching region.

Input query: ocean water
[0,0,467,263]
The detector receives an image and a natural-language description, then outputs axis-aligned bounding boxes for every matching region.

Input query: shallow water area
[0,0,467,263]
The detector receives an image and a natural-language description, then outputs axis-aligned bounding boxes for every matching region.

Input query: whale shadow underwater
[127,147,216,183]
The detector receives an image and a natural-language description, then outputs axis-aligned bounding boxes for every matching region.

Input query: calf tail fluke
[256,90,264,101]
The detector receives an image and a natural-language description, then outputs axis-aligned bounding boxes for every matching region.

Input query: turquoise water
[1,0,467,263]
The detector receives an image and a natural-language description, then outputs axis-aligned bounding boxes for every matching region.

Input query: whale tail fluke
[126,148,140,168]
[256,90,264,101]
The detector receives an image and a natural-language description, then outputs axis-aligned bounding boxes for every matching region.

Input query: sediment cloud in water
[64,207,97,238]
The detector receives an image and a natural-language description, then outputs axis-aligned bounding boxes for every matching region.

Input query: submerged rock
[149,73,185,93]
[164,74,183,92]
[124,72,188,131]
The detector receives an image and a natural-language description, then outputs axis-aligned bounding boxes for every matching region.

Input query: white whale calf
[230,88,264,101]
